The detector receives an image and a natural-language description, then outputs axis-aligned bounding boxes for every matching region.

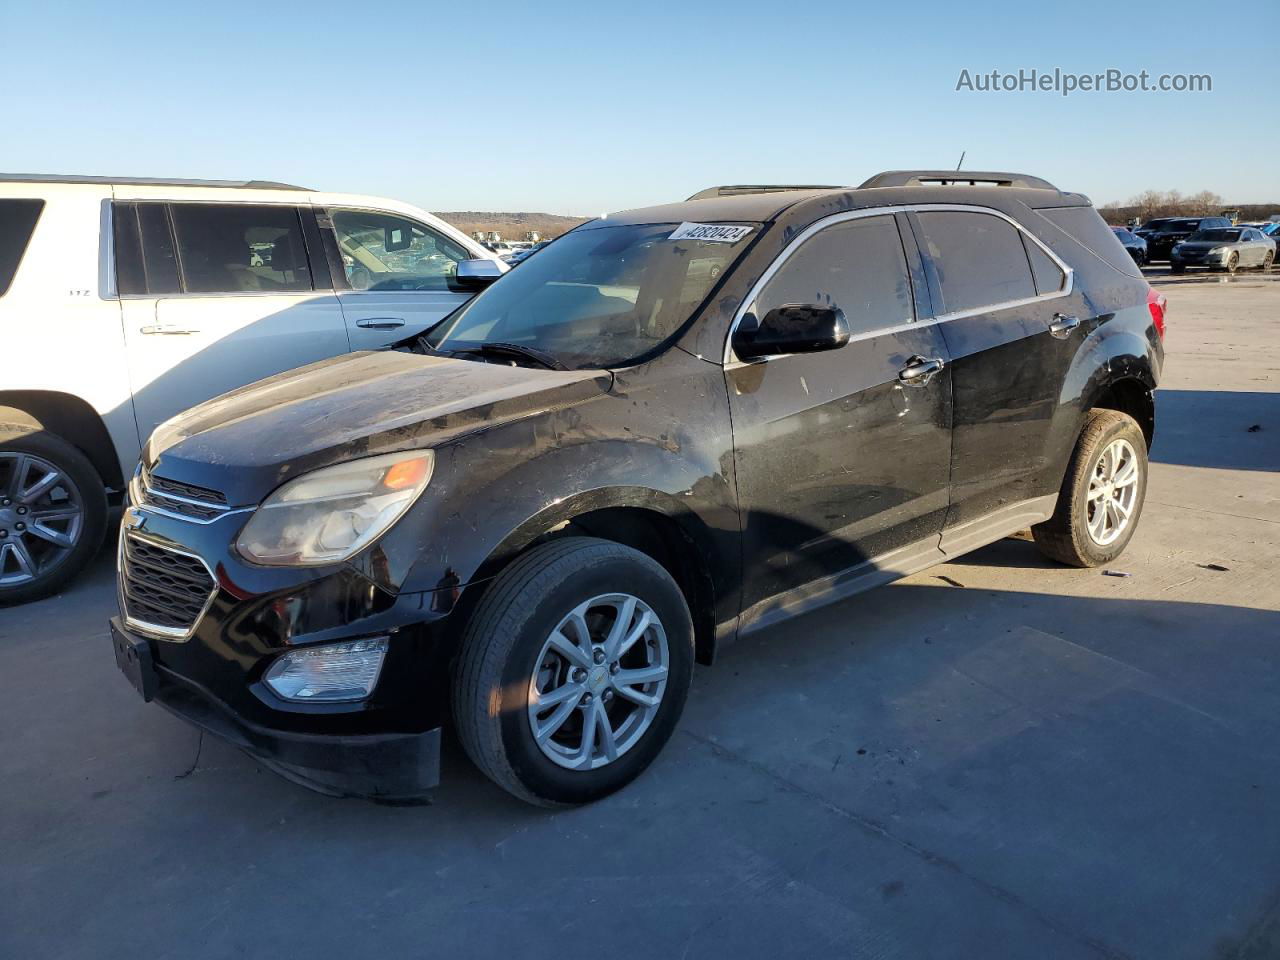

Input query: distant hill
[435,211,590,242]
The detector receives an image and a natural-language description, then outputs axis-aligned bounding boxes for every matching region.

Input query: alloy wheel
[527,593,669,771]
[0,453,85,587]
[1086,438,1140,546]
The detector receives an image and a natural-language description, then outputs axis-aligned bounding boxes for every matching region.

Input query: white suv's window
[169,203,313,294]
[0,199,44,297]
[331,210,467,291]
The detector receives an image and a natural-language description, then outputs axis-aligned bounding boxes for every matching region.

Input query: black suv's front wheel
[0,431,107,605]
[453,537,694,806]
[1033,409,1148,567]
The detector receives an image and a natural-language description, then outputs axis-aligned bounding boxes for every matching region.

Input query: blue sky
[3,0,1275,214]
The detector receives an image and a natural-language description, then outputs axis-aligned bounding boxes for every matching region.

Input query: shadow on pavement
[1151,390,1280,472]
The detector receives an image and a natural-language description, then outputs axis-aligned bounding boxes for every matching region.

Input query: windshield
[426,221,758,368]
[1190,229,1241,242]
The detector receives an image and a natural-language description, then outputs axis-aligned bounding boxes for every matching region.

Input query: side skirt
[728,494,1057,642]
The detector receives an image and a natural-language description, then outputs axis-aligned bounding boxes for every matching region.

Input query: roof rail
[686,184,842,201]
[858,170,1059,191]
[0,174,312,191]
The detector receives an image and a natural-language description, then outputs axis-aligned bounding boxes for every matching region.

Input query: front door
[326,208,477,350]
[726,213,953,623]
[117,201,350,443]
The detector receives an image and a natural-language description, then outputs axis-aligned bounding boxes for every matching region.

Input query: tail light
[1147,287,1167,338]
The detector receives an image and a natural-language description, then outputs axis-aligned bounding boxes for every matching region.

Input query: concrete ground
[2,278,1277,960]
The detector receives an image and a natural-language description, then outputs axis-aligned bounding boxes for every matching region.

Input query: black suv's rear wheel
[0,431,107,605]
[1032,410,1148,568]
[452,537,694,806]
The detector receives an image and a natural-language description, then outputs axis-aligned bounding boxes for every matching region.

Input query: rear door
[323,207,477,350]
[908,207,1078,542]
[116,202,350,442]
[726,212,953,621]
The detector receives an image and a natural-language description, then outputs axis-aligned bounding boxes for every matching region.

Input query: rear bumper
[111,616,443,802]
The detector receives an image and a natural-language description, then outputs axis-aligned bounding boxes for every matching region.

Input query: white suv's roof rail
[0,174,311,191]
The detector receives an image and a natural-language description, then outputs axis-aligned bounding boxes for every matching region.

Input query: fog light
[263,637,388,702]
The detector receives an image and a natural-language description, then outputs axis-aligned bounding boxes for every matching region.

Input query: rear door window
[1023,236,1067,295]
[755,214,915,336]
[914,211,1036,314]
[169,204,313,294]
[0,198,44,298]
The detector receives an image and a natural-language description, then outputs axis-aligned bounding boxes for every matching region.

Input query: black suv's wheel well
[1091,379,1155,448]
[464,507,718,667]
[0,391,123,491]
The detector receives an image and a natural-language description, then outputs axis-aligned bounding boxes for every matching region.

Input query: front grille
[147,470,226,505]
[120,534,216,636]
[135,466,229,522]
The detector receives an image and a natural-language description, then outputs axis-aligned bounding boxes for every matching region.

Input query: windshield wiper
[447,342,568,371]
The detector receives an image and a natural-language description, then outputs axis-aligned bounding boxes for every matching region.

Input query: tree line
[1099,190,1279,224]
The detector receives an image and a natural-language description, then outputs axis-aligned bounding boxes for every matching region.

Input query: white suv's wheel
[0,430,107,605]
[453,537,694,806]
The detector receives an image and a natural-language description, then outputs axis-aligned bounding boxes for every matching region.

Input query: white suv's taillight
[263,637,388,702]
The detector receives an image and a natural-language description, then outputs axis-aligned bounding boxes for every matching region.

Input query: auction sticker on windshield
[667,222,753,243]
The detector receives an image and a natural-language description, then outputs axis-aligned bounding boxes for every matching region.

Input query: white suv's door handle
[354,317,406,330]
[139,324,199,335]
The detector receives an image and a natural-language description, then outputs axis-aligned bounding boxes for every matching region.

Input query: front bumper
[112,616,444,801]
[1171,252,1228,269]
[110,503,460,801]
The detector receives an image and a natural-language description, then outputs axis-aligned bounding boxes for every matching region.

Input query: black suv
[110,170,1166,806]
[1134,215,1233,261]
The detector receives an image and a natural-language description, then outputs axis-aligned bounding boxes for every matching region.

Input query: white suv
[0,174,504,603]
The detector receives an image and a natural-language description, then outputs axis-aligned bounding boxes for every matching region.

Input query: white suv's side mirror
[455,259,504,289]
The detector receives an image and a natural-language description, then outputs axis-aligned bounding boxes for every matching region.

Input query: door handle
[1048,313,1082,339]
[354,317,406,330]
[897,355,945,386]
[139,324,199,335]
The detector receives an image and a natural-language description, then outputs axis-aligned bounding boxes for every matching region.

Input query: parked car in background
[108,169,1165,807]
[1134,216,1233,261]
[1170,226,1276,273]
[486,240,516,257]
[506,239,552,265]
[1111,226,1148,266]
[0,174,504,604]
[1261,222,1280,238]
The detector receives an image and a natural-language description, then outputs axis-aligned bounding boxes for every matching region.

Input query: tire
[452,536,694,806]
[1262,251,1274,272]
[1170,263,1185,274]
[0,429,108,605]
[1225,253,1239,275]
[1032,410,1148,568]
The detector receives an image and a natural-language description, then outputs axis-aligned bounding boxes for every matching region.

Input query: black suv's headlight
[236,451,434,566]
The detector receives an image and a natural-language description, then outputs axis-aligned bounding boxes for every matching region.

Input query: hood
[147,351,612,505]
[1175,241,1230,252]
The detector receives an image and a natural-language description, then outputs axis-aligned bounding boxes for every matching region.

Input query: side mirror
[732,304,850,361]
[454,258,504,289]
